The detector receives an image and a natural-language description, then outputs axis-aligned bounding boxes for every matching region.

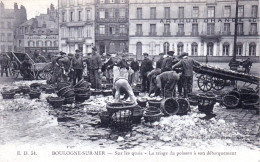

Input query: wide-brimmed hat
[159,53,164,56]
[75,49,81,52]
[143,53,149,56]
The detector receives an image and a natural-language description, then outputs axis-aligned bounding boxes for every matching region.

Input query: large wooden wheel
[197,74,213,92]
[212,77,226,90]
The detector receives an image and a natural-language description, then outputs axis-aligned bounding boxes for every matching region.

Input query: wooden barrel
[160,98,179,116]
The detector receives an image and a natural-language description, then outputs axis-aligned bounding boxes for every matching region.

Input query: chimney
[0,1,4,10]
[14,2,18,10]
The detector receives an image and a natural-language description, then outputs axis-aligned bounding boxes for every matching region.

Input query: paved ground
[0,62,259,150]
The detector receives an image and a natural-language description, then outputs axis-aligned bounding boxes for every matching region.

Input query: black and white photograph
[0,0,259,161]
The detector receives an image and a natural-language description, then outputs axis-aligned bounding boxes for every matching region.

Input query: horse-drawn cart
[6,52,52,80]
[194,65,259,92]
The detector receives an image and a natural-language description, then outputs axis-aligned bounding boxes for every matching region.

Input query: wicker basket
[99,111,112,126]
[177,98,190,115]
[47,97,64,108]
[222,95,239,109]
[111,109,133,130]
[57,86,71,96]
[29,90,41,99]
[106,102,137,113]
[1,91,15,99]
[239,88,256,93]
[161,98,179,115]
[143,111,162,123]
[148,99,162,109]
[197,93,216,114]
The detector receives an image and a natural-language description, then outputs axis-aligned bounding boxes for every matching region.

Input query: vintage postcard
[0,0,259,161]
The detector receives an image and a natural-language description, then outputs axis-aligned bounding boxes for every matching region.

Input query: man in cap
[156,53,164,69]
[147,62,161,96]
[72,51,84,85]
[140,53,153,92]
[161,51,178,72]
[89,47,102,89]
[172,52,201,98]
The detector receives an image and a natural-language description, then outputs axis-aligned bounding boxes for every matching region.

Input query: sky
[1,0,58,19]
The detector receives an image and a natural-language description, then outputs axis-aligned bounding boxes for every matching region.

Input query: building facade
[129,0,259,60]
[59,0,95,54]
[95,0,129,55]
[15,4,59,57]
[0,2,27,53]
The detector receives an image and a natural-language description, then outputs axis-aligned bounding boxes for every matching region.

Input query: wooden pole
[233,0,239,60]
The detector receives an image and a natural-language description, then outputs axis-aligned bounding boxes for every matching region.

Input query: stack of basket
[57,83,75,104]
[74,79,90,103]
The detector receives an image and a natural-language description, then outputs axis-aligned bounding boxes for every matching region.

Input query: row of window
[135,5,258,19]
[60,0,126,7]
[98,24,126,35]
[0,22,12,29]
[60,26,92,38]
[0,33,13,42]
[106,42,126,53]
[25,40,59,47]
[135,42,257,56]
[61,9,92,22]
[134,23,258,36]
[0,45,13,52]
[97,8,126,19]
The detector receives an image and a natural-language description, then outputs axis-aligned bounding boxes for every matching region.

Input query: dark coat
[117,59,129,70]
[161,57,177,72]
[72,57,84,70]
[172,57,200,76]
[130,61,139,72]
[89,53,102,70]
[156,58,164,69]
[140,58,153,75]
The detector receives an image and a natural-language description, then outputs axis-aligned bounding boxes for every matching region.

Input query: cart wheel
[212,77,226,90]
[197,74,213,92]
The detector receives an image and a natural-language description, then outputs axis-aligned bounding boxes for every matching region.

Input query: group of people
[140,51,201,98]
